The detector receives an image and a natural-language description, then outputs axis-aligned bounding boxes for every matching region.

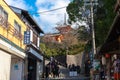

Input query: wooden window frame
[14,20,22,39]
[0,6,8,28]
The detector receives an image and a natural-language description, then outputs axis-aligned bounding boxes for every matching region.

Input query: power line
[0,4,67,15]
[31,6,67,15]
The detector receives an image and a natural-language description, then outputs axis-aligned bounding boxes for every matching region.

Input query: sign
[93,60,100,70]
[24,31,30,44]
[14,64,19,70]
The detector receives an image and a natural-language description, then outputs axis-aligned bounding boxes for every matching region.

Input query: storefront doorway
[10,55,24,80]
[28,57,37,80]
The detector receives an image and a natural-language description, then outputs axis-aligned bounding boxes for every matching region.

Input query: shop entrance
[28,57,37,80]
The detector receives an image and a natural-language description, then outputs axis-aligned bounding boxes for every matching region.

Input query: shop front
[27,47,43,80]
[0,36,26,80]
[99,2,120,79]
[10,55,24,80]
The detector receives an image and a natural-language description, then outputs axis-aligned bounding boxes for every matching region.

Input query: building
[43,33,63,43]
[43,25,73,43]
[98,0,120,80]
[56,25,73,34]
[0,0,27,80]
[10,6,44,80]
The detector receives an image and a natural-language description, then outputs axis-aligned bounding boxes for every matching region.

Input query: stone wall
[67,52,84,67]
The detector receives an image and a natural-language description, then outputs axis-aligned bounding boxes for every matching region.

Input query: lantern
[102,56,106,65]
[105,53,110,58]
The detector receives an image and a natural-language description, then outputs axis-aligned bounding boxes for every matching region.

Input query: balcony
[0,15,23,49]
[0,15,23,40]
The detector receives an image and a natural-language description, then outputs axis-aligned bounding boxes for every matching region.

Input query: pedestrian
[68,64,72,71]
[45,64,49,78]
[85,60,91,77]
[56,65,60,77]
[76,65,81,74]
[100,65,105,80]
[112,57,120,80]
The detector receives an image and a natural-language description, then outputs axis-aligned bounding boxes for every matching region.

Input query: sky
[5,0,71,33]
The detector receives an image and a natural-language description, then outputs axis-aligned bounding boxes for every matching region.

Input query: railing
[0,15,8,28]
[0,15,23,40]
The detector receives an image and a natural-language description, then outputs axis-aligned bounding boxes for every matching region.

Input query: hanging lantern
[102,56,106,65]
[105,53,110,58]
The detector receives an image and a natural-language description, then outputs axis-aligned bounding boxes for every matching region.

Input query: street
[0,0,120,80]
[41,65,90,80]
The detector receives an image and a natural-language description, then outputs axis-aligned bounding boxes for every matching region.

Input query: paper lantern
[102,56,106,65]
[105,53,110,58]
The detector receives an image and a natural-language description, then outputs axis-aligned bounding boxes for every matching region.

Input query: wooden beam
[100,39,119,53]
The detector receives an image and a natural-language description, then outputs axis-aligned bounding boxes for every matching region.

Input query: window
[14,21,21,33]
[14,21,21,38]
[33,33,37,46]
[0,6,8,27]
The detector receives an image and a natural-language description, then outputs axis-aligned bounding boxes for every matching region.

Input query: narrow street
[58,65,90,80]
[41,65,90,80]
[1,0,120,80]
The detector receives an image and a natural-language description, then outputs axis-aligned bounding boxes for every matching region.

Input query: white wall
[67,52,83,67]
[0,50,11,80]
[10,58,24,80]
[36,61,43,80]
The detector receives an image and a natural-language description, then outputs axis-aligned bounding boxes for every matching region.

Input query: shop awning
[99,14,120,54]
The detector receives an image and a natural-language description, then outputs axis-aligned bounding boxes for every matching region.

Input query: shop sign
[14,64,19,70]
[24,31,30,44]
[93,60,100,70]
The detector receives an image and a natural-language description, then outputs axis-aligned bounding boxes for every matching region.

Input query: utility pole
[84,0,98,79]
[84,0,97,56]
[90,0,96,55]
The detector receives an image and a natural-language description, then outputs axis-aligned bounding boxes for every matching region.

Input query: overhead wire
[0,4,67,15]
[30,6,67,15]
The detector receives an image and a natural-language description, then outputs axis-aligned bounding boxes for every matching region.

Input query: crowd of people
[68,64,81,74]
[45,59,60,78]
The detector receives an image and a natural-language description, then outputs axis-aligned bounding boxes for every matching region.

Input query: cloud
[5,0,28,10]
[35,0,71,33]
[5,0,71,33]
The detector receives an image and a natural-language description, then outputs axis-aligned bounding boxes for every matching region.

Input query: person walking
[45,64,49,78]
[85,60,91,77]
[112,57,120,80]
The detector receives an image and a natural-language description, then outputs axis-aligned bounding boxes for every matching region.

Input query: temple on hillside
[55,25,73,34]
[43,25,73,43]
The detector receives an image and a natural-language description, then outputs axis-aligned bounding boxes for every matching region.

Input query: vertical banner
[24,31,30,44]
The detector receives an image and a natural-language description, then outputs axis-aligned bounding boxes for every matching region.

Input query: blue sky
[5,0,71,33]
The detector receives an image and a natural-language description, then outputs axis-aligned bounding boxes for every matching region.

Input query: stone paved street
[40,65,90,80]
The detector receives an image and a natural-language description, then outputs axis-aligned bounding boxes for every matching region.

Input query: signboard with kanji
[24,31,30,44]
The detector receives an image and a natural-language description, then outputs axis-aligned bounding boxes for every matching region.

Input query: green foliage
[76,26,91,41]
[66,0,92,51]
[95,0,116,47]
[66,0,84,23]
[66,0,116,52]
[40,43,58,57]
[68,43,85,55]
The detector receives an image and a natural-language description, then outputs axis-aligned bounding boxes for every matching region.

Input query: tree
[66,0,84,24]
[94,0,116,47]
[75,25,90,41]
[66,0,116,50]
[66,0,91,51]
